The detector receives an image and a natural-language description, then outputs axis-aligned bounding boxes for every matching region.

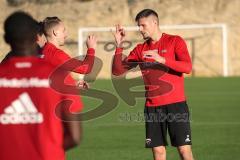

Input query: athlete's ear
[152,19,157,25]
[151,16,158,25]
[53,29,57,37]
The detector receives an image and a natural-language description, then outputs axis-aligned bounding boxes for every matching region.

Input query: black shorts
[144,101,192,148]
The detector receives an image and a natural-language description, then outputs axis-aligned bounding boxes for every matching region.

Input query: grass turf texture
[67,77,240,160]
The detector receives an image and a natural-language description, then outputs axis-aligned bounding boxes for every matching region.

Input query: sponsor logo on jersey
[0,92,44,125]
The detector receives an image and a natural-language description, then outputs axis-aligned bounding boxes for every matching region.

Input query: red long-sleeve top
[112,33,192,107]
[42,42,95,74]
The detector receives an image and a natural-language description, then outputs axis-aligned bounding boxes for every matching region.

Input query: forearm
[63,132,79,150]
[112,48,130,76]
[73,48,95,74]
[63,120,82,151]
[164,58,192,74]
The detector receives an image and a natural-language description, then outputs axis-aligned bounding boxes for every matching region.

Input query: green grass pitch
[67,77,240,160]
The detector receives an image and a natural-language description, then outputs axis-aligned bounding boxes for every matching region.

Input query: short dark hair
[42,16,61,36]
[37,21,44,36]
[4,11,39,45]
[135,9,159,23]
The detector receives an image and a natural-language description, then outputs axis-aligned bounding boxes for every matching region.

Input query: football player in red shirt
[41,16,97,75]
[2,16,96,89]
[36,21,47,48]
[0,11,82,160]
[1,21,47,63]
[112,9,194,160]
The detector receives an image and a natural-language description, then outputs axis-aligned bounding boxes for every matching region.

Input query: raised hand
[112,24,125,47]
[86,35,97,49]
[76,80,89,90]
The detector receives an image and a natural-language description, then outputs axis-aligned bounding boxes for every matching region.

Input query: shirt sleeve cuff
[87,48,95,55]
[115,47,123,54]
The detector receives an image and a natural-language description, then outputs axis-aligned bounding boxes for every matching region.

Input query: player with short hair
[112,9,194,160]
[41,16,96,74]
[1,21,46,63]
[36,21,47,48]
[0,11,82,160]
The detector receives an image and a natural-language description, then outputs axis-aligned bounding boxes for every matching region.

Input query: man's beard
[141,32,150,40]
[143,36,150,40]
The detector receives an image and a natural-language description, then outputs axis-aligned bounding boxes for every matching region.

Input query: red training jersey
[0,57,82,160]
[112,33,192,107]
[42,42,95,74]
